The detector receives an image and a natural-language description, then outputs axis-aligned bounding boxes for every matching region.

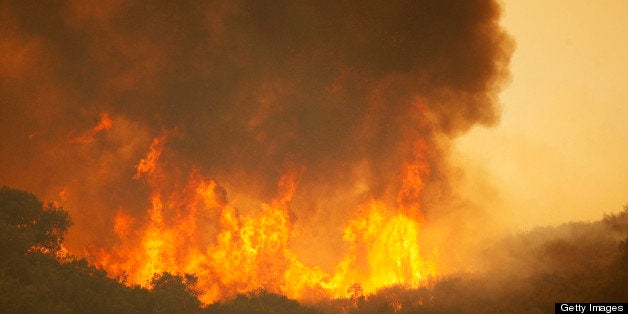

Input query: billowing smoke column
[0,0,511,303]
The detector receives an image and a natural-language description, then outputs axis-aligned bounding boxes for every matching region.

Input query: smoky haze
[0,0,512,283]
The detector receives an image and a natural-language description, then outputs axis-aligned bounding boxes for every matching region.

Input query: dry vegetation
[1,186,625,313]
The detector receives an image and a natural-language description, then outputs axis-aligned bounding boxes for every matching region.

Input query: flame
[0,0,514,306]
[69,112,113,144]
[133,135,166,180]
[322,200,437,298]
[88,133,438,303]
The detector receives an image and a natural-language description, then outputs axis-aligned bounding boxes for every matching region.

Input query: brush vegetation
[1,186,625,313]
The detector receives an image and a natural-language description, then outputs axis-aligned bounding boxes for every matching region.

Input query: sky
[456,0,628,228]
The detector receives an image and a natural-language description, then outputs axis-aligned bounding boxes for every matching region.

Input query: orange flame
[133,134,166,180]
[89,133,438,303]
[69,112,112,144]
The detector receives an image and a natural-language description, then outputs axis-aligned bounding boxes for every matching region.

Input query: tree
[0,186,71,258]
[0,187,214,313]
[148,272,202,313]
[206,289,320,314]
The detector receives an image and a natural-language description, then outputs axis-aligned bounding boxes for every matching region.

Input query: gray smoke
[0,0,512,254]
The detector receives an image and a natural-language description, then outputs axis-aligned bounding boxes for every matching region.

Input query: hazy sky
[456,0,628,228]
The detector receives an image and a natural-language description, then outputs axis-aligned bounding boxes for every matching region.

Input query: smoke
[0,0,512,298]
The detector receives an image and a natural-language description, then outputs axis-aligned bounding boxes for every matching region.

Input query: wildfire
[89,131,438,304]
[333,201,436,295]
[0,0,514,308]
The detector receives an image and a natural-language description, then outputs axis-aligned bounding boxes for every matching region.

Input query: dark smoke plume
[0,0,511,260]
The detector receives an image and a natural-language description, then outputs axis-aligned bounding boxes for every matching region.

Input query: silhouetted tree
[0,186,71,259]
[206,289,320,314]
[148,272,202,313]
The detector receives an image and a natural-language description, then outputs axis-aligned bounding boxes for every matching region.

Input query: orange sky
[456,0,628,228]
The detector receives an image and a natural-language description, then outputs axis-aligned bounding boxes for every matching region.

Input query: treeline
[1,186,626,313]
[0,186,321,313]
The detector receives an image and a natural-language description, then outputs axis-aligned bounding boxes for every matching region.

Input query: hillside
[1,186,625,313]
